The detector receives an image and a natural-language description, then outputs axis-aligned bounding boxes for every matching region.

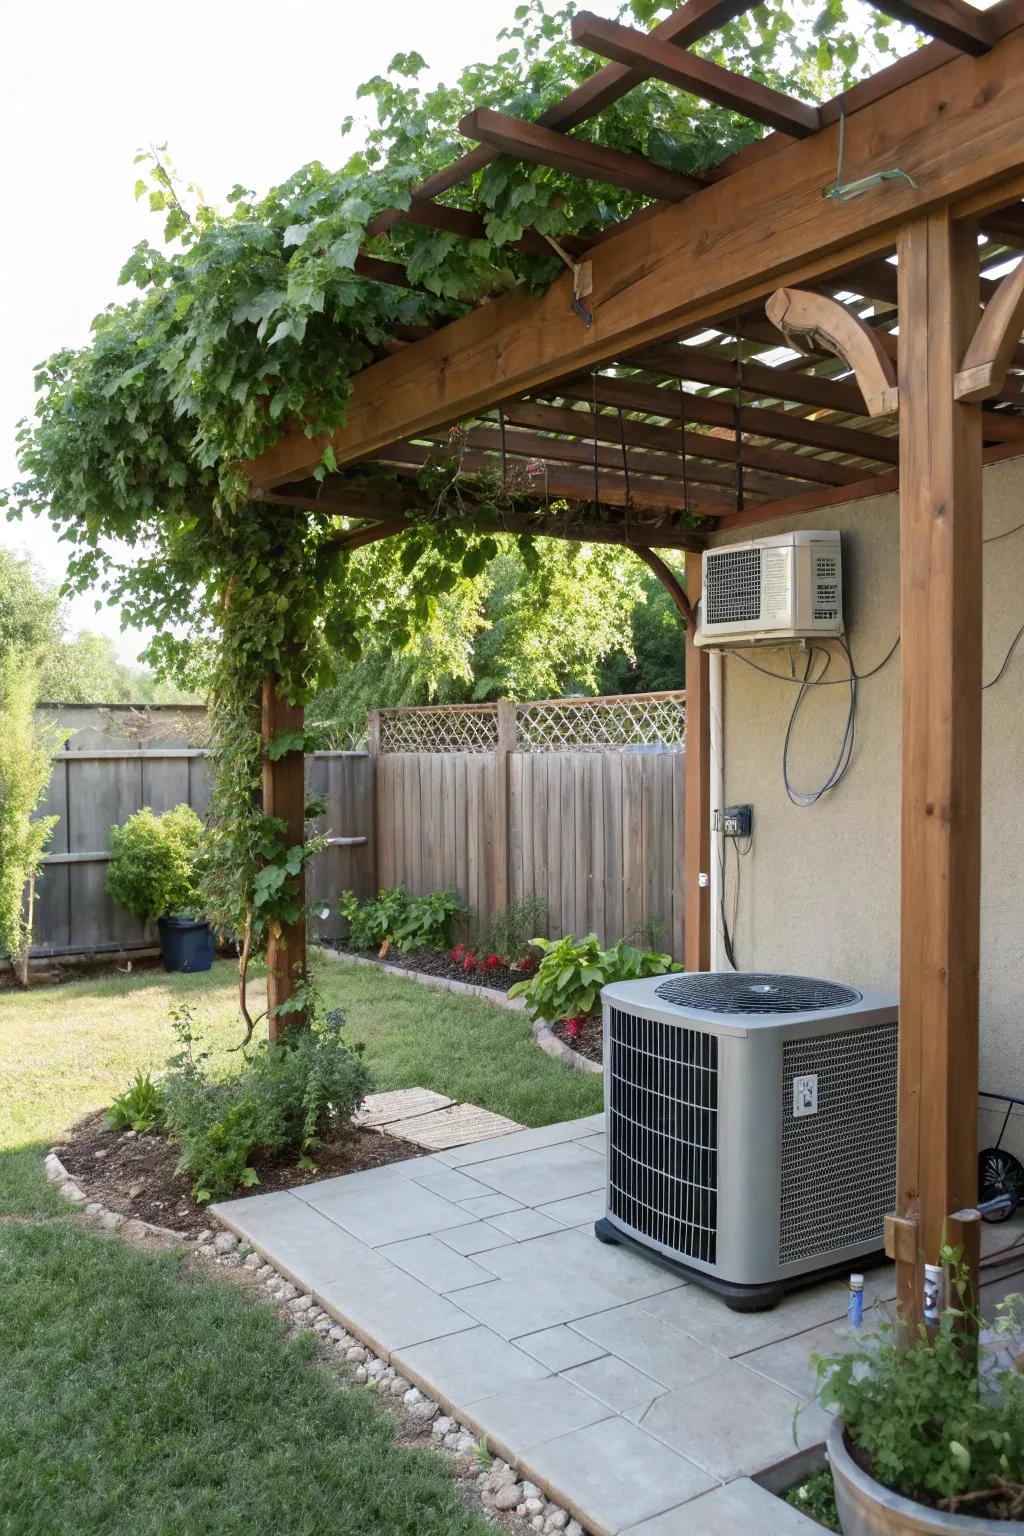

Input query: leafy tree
[0,550,62,662]
[4,0,905,1023]
[0,653,66,983]
[597,568,686,695]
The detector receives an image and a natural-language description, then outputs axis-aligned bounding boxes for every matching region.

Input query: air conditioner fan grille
[654,972,861,1015]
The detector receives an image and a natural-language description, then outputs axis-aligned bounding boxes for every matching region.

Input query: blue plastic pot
[158,916,215,973]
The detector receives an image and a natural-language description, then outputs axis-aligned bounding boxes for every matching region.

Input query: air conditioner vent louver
[607,1006,718,1265]
[779,1022,898,1265]
[704,545,761,626]
[654,972,862,1015]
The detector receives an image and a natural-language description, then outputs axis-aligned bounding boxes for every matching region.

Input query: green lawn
[0,955,600,1535]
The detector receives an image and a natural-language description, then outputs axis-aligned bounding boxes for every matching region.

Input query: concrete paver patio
[215,1108,891,1534]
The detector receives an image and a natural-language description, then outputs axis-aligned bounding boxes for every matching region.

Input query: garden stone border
[43,1145,584,1536]
[318,947,602,1076]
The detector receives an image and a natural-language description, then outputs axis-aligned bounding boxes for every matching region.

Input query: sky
[0,0,624,663]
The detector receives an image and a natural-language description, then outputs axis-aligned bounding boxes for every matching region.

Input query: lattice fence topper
[374,692,685,753]
[516,692,686,753]
[378,705,499,754]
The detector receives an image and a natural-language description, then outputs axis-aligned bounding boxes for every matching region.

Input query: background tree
[0,653,65,983]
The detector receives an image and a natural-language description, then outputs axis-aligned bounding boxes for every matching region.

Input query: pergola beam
[245,19,1024,492]
[570,12,821,138]
[457,108,705,201]
[866,0,996,54]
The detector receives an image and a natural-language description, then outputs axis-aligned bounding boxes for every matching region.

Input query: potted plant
[816,1265,1024,1532]
[107,804,213,972]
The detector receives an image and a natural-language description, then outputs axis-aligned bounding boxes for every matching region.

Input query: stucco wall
[712,454,1024,1156]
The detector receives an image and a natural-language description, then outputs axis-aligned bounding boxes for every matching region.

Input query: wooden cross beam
[570,12,822,138]
[864,0,995,54]
[457,108,705,201]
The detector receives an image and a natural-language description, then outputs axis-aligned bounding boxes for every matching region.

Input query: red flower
[449,943,465,962]
[463,951,477,971]
[480,953,501,970]
[564,1017,582,1039]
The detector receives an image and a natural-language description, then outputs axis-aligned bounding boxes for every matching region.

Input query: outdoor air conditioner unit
[595,972,898,1310]
[694,529,843,648]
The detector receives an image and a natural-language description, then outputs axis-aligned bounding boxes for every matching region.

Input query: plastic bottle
[848,1272,864,1329]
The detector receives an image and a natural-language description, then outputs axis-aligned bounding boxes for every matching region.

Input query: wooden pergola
[244,0,1024,1329]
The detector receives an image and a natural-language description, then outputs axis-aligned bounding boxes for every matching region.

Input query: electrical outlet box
[723,804,753,839]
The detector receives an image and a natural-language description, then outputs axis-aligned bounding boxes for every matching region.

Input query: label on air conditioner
[792,1073,819,1117]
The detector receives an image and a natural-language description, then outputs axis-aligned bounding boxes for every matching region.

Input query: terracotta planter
[828,1418,1024,1535]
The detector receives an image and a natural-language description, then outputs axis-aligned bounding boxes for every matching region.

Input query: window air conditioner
[595,971,898,1310]
[695,530,843,649]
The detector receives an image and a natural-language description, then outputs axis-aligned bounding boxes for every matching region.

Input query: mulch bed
[552,1016,603,1064]
[342,944,528,995]
[55,1111,424,1238]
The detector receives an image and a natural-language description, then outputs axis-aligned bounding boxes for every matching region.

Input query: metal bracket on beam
[766,287,899,418]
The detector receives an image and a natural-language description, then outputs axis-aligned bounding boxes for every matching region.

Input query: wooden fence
[373,692,687,954]
[28,691,684,958]
[30,749,376,958]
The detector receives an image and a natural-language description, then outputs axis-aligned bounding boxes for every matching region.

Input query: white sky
[0,0,623,662]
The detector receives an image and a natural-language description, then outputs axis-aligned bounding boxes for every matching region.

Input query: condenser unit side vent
[607,1006,718,1266]
[778,1021,898,1266]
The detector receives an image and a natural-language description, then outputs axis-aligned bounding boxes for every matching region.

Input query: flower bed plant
[508,932,680,1026]
[103,1001,372,1204]
[339,885,465,954]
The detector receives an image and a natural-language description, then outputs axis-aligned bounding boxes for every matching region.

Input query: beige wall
[712,454,1024,1156]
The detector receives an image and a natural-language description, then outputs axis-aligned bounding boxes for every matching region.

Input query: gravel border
[318,947,601,1076]
[42,1145,585,1535]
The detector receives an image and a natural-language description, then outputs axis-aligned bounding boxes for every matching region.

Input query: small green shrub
[393,889,465,951]
[104,1071,166,1133]
[784,1467,839,1531]
[107,804,205,921]
[339,885,409,951]
[816,1264,1024,1519]
[475,896,549,965]
[161,1006,372,1202]
[508,932,679,1023]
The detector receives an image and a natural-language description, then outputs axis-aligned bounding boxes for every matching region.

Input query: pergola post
[893,210,984,1326]
[684,555,711,973]
[261,675,308,1039]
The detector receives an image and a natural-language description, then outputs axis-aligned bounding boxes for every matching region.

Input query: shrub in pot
[107,804,212,971]
[816,1272,1024,1532]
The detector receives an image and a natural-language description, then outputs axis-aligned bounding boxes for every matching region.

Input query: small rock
[195,1229,213,1245]
[566,1522,584,1536]
[213,1231,239,1255]
[219,1252,241,1267]
[407,1400,438,1423]
[243,1252,262,1270]
[354,1366,368,1384]
[288,1294,313,1313]
[443,1431,463,1450]
[493,1484,523,1512]
[490,1466,518,1491]
[313,1317,332,1333]
[100,1210,123,1231]
[365,1358,387,1379]
[403,1386,423,1406]
[93,1149,108,1160]
[543,1509,568,1531]
[524,1498,544,1517]
[127,1181,145,1198]
[388,1375,410,1397]
[521,1483,541,1500]
[531,1519,544,1533]
[346,1346,368,1364]
[432,1416,454,1441]
[86,1202,104,1217]
[255,1265,274,1282]
[276,1281,297,1301]
[481,1491,494,1512]
[198,1243,216,1258]
[62,1181,87,1203]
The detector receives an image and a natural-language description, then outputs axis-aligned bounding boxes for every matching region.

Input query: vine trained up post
[261,676,308,1038]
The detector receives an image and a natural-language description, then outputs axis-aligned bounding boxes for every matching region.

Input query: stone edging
[531,1020,602,1075]
[317,945,526,1010]
[44,1144,585,1536]
[318,947,603,1075]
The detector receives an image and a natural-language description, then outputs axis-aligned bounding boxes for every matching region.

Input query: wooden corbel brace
[955,257,1024,403]
[766,288,899,418]
[633,547,695,630]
